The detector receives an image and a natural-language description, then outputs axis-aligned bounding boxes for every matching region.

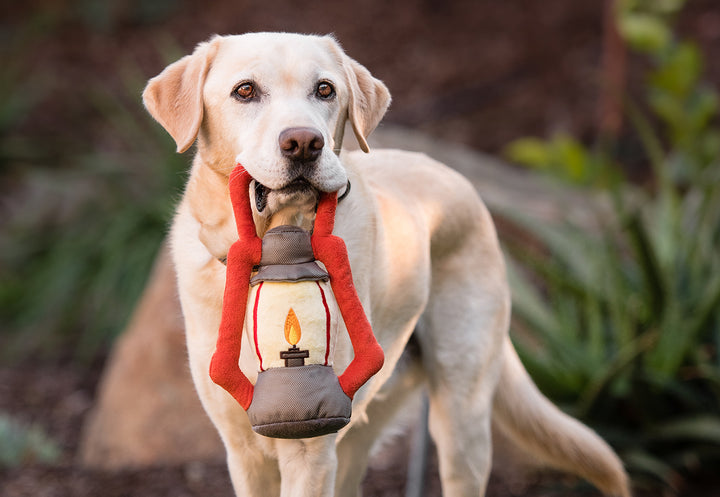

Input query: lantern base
[247,365,351,439]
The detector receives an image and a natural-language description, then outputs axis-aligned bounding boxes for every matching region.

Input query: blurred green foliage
[0,21,187,361]
[0,412,61,467]
[617,0,685,53]
[504,133,622,188]
[504,1,720,492]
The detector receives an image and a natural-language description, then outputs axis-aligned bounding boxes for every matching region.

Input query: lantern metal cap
[250,225,329,285]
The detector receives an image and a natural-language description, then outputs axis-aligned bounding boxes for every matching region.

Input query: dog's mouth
[254,177,317,213]
[254,182,269,212]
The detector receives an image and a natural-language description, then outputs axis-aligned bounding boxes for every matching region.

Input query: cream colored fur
[143,32,631,497]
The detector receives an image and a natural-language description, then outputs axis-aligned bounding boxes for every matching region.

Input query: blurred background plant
[0,13,188,361]
[0,412,60,468]
[504,0,720,492]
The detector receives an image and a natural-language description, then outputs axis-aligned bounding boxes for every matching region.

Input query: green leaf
[624,210,666,316]
[649,42,702,97]
[622,449,681,489]
[577,330,659,416]
[504,137,551,169]
[554,135,590,183]
[652,0,687,14]
[652,415,720,444]
[687,88,719,134]
[506,258,558,336]
[619,13,672,53]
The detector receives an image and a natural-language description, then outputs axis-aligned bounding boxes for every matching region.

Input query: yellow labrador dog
[143,32,630,497]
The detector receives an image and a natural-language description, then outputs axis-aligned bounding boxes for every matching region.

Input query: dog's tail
[493,336,631,497]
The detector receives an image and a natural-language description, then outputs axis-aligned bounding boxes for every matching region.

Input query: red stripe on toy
[316,281,332,365]
[253,281,264,371]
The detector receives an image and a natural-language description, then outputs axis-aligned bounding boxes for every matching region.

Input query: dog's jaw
[250,179,319,236]
[238,140,346,236]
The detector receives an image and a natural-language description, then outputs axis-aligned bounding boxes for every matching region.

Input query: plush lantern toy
[208,165,384,439]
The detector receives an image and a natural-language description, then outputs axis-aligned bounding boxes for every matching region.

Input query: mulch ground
[0,359,604,497]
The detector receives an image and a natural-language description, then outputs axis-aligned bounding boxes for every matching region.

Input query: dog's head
[143,33,390,224]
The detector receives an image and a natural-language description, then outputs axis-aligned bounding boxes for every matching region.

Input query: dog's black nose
[279,127,324,162]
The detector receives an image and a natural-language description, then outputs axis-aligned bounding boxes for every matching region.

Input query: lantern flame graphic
[284,308,301,346]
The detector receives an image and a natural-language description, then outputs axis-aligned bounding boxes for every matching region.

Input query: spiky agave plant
[503,2,720,491]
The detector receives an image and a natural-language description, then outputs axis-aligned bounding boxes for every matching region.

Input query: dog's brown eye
[316,82,335,99]
[234,82,256,100]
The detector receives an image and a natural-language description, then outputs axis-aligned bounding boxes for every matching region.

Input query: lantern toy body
[244,226,351,438]
[247,280,340,371]
[246,226,340,372]
[209,165,384,440]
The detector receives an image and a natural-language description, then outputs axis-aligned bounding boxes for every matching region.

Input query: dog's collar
[216,180,351,266]
[336,179,351,203]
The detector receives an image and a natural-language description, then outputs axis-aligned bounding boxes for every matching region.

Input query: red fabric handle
[209,166,261,410]
[312,192,385,399]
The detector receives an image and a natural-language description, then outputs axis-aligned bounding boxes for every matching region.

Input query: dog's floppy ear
[344,57,391,153]
[143,38,220,153]
[327,38,391,153]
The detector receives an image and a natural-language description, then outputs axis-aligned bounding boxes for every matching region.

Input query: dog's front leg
[275,436,338,497]
[225,443,281,496]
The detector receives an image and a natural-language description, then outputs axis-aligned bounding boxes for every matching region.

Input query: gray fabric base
[247,365,351,439]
